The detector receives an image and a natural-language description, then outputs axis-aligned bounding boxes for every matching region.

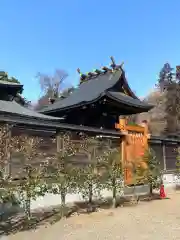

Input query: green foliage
[176,147,180,176]
[127,122,139,127]
[165,82,180,133]
[142,148,162,190]
[2,128,164,218]
[132,162,147,185]
[75,164,99,202]
[157,63,180,134]
[17,171,48,219]
[0,125,121,217]
[13,135,47,220]
[47,133,77,211]
[74,136,103,203]
[96,144,123,207]
[157,63,174,92]
[72,136,123,207]
[0,188,20,205]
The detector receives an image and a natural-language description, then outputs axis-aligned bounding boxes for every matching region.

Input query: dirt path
[5,191,180,240]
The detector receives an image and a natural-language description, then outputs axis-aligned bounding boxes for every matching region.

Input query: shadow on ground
[139,192,170,202]
[175,185,180,191]
[0,193,170,237]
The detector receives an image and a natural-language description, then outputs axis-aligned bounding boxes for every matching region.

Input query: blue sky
[0,0,180,102]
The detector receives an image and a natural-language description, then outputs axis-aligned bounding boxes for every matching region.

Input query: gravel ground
[5,190,180,240]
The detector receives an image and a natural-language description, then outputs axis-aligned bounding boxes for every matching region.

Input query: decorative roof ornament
[0,71,8,81]
[110,56,124,72]
[120,62,124,68]
[77,68,81,74]
[115,62,124,70]
[48,97,55,104]
[101,66,109,72]
[94,69,102,74]
[77,57,124,84]
[77,68,87,83]
[87,72,96,77]
[110,56,116,69]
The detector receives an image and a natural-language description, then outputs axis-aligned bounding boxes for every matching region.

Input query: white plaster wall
[30,185,150,211]
[0,188,123,213]
[29,175,180,210]
[0,183,154,213]
[1,176,176,213]
[30,189,118,210]
[163,173,180,188]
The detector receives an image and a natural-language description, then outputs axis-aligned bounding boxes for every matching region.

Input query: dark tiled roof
[0,100,61,120]
[0,100,124,136]
[40,70,122,113]
[40,68,153,114]
[0,115,124,137]
[107,91,153,111]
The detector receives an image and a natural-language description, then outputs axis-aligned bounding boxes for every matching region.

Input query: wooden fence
[149,137,180,173]
[3,122,179,183]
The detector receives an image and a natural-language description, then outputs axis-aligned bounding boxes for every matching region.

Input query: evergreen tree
[165,81,180,134]
[156,63,180,134]
[176,147,180,177]
[157,63,174,92]
[142,148,162,195]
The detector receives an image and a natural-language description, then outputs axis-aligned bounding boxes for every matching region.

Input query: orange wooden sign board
[115,117,149,184]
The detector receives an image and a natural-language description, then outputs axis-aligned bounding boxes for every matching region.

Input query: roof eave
[39,94,106,114]
[0,83,23,89]
[0,112,124,137]
[121,71,138,99]
[106,91,154,112]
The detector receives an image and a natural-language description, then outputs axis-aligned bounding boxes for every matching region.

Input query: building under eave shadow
[40,57,153,130]
[0,75,124,138]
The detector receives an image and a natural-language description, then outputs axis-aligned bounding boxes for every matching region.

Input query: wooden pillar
[56,131,61,153]
[162,142,166,171]
[120,117,127,178]
[115,116,128,182]
[4,124,12,179]
[56,131,65,157]
[140,120,149,150]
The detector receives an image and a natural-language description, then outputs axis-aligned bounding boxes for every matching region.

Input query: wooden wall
[149,138,180,172]
[4,124,180,181]
[8,126,121,179]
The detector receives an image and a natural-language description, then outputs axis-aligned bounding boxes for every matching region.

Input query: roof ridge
[77,56,124,83]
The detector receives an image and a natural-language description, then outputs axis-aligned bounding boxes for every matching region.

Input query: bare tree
[35,69,71,110]
[137,90,166,135]
[37,69,68,98]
